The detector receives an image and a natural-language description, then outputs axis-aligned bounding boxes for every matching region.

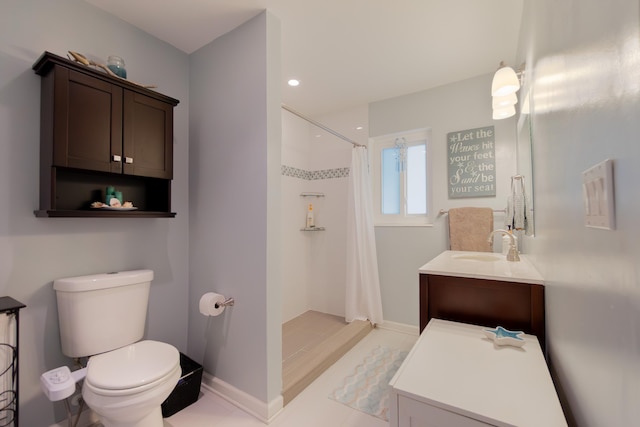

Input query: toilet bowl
[81,340,180,427]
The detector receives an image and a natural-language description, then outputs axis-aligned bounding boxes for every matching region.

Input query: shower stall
[280,106,373,404]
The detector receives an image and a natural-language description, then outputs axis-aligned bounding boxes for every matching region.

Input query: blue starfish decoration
[483,326,526,347]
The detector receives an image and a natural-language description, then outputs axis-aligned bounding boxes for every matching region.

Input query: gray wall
[0,1,190,425]
[188,11,283,406]
[369,74,517,326]
[519,1,640,425]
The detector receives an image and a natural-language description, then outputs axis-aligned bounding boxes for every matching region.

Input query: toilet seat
[85,340,179,397]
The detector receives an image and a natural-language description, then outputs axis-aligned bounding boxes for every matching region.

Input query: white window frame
[370,129,433,226]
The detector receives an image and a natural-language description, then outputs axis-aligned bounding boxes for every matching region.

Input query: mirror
[516,90,534,236]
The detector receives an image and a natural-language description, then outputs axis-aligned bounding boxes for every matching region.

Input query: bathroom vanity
[388,319,567,427]
[389,251,567,427]
[386,251,565,427]
[418,250,545,352]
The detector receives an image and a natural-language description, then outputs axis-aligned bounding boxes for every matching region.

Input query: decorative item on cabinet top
[67,51,154,88]
[32,51,179,218]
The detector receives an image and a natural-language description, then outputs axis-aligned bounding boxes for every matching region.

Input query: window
[371,129,431,226]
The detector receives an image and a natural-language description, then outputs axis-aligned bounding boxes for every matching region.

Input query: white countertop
[418,250,544,284]
[390,319,567,427]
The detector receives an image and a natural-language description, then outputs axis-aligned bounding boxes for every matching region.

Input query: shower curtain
[345,146,384,325]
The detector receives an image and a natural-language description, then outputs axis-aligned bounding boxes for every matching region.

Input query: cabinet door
[398,396,490,427]
[122,91,173,179]
[53,67,123,173]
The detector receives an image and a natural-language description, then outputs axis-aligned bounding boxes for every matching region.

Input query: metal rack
[300,193,326,230]
[300,227,326,231]
[0,297,25,427]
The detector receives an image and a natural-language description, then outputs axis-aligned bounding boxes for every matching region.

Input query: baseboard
[377,320,420,336]
[201,372,283,423]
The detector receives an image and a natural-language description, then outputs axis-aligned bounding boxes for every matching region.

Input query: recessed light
[288,79,300,87]
[355,126,364,130]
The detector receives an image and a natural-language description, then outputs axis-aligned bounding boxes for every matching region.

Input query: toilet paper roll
[199,292,226,316]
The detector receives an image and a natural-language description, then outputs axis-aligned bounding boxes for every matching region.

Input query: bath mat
[328,346,408,421]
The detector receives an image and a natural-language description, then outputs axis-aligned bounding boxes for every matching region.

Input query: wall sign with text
[447,126,496,198]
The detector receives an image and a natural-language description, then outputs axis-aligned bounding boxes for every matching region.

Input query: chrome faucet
[487,229,520,262]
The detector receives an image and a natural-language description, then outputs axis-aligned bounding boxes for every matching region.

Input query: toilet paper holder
[215,297,235,309]
[199,293,234,317]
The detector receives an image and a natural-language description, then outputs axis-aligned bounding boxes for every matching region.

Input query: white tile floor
[167,328,417,427]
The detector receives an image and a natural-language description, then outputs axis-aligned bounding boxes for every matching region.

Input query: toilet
[52,270,180,427]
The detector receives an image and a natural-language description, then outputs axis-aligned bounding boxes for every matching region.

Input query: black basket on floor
[161,353,203,417]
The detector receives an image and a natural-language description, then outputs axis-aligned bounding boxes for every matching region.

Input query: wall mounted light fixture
[491,62,525,120]
[492,92,518,109]
[493,105,517,120]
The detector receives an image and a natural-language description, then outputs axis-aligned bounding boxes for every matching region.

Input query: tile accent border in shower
[281,165,350,180]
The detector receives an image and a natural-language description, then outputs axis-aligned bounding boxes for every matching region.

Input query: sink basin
[451,253,503,262]
[419,251,544,284]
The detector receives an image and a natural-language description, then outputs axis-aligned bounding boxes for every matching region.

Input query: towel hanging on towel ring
[505,175,530,235]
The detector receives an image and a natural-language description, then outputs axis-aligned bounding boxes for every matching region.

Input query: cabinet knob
[125,157,134,164]
[112,155,122,162]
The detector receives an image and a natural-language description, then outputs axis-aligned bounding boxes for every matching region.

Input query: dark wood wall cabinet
[32,51,179,218]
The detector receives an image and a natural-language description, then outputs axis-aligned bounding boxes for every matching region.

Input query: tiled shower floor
[282,310,372,404]
[283,311,348,370]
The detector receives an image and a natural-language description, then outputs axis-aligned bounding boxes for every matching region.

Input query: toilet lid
[86,340,179,391]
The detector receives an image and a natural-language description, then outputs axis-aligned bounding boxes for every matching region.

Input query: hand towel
[505,176,530,235]
[448,207,494,252]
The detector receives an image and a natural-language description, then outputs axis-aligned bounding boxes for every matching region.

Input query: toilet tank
[53,270,154,358]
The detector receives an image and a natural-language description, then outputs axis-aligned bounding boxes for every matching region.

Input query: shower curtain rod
[281,104,365,148]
